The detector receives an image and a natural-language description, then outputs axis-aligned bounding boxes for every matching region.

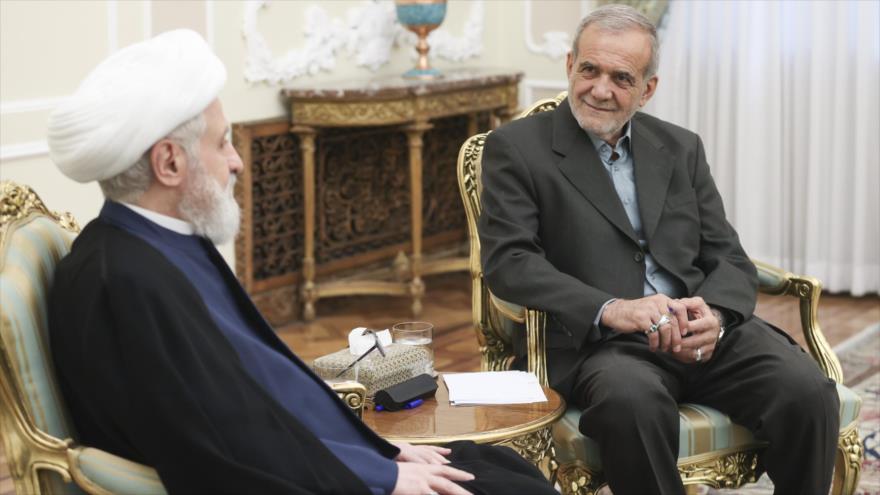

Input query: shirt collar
[120,202,195,236]
[586,120,632,156]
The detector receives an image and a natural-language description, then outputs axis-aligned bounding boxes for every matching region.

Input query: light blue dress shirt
[587,122,683,329]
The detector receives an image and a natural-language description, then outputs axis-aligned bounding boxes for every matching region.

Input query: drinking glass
[392,321,434,376]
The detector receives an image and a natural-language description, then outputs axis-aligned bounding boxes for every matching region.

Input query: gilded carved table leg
[292,126,317,320]
[496,427,558,482]
[404,121,432,317]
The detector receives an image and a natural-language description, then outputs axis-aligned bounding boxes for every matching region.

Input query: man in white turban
[48,30,557,495]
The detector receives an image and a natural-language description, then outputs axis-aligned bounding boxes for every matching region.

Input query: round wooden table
[363,375,566,477]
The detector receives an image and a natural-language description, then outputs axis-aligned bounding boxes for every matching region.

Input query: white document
[443,371,547,406]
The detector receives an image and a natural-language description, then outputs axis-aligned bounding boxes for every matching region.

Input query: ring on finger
[645,313,672,335]
[657,313,672,327]
[694,347,703,363]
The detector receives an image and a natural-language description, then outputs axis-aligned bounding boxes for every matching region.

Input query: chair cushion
[0,215,76,438]
[553,382,861,470]
[74,448,166,495]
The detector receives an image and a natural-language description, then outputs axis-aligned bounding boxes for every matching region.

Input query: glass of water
[392,321,434,376]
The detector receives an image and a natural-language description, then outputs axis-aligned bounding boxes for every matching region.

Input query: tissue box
[313,344,431,397]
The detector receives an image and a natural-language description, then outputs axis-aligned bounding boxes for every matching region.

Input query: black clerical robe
[49,218,387,494]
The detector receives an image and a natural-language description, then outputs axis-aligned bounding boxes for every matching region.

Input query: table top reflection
[362,374,566,445]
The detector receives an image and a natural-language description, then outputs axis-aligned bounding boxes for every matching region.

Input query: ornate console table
[233,69,522,323]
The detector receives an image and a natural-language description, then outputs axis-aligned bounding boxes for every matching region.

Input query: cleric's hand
[601,294,689,352]
[393,441,451,465]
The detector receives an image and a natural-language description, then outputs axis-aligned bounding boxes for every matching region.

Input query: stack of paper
[443,371,547,406]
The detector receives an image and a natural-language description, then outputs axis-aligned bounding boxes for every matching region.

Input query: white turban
[48,29,226,183]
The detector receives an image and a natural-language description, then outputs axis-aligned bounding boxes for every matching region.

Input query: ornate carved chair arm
[488,293,549,387]
[328,380,367,419]
[67,446,165,495]
[489,293,526,323]
[752,259,843,383]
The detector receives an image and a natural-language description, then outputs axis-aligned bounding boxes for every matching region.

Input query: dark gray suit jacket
[479,98,759,396]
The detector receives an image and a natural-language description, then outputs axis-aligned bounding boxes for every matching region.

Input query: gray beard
[178,162,240,245]
[567,82,640,140]
[570,100,637,140]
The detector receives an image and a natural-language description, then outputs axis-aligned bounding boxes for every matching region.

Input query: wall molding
[521,78,567,108]
[0,97,67,115]
[107,0,118,53]
[0,140,49,161]
[523,0,589,59]
[242,0,483,85]
[206,0,215,48]
[142,0,152,38]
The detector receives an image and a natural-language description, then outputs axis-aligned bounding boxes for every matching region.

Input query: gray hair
[571,4,660,78]
[99,113,206,203]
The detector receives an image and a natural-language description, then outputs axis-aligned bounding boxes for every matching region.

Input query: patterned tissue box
[313,343,431,397]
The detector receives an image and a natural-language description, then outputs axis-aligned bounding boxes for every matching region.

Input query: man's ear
[640,74,658,107]
[149,140,186,187]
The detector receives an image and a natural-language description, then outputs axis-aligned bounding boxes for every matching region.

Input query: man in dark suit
[479,5,839,494]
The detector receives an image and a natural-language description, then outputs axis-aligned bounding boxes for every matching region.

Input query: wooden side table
[281,69,522,320]
[362,375,565,479]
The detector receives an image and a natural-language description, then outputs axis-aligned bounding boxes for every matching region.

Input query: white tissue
[348,327,392,356]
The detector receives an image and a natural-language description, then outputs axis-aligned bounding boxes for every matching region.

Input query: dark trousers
[446,441,557,495]
[571,318,840,495]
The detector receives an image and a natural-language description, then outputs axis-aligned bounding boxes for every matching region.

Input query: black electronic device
[373,374,437,411]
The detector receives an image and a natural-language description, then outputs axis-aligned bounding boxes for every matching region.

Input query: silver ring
[645,313,672,335]
[657,313,672,327]
[695,347,703,363]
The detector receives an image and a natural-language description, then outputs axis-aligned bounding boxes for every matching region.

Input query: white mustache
[583,99,617,111]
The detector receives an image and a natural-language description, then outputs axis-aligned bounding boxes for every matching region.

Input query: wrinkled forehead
[574,25,653,68]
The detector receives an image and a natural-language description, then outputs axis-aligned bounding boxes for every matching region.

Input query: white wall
[0,0,586,265]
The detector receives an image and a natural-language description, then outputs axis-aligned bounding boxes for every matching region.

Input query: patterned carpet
[705,322,880,495]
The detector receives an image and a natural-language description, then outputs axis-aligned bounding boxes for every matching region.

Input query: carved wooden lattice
[423,115,470,238]
[316,127,411,263]
[249,132,304,280]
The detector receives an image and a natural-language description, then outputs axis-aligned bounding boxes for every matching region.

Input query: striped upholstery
[1,213,166,494]
[837,382,862,427]
[0,216,77,439]
[553,381,861,470]
[74,449,165,495]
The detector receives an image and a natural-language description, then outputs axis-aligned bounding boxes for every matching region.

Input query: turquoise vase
[395,0,448,79]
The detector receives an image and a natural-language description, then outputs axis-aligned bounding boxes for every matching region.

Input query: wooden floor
[1,272,877,494]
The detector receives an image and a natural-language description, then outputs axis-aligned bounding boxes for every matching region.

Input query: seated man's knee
[768,366,840,429]
[578,370,678,439]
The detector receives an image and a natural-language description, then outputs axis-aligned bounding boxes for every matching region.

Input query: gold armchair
[0,181,366,494]
[456,93,863,495]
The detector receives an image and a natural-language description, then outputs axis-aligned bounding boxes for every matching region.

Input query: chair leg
[832,424,862,495]
[557,461,603,495]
